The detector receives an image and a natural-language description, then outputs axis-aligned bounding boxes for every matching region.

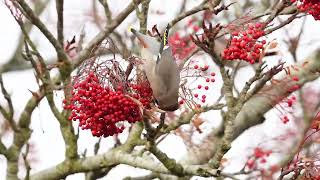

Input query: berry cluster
[292,0,320,20]
[280,94,297,124]
[281,115,290,124]
[193,67,216,104]
[179,63,216,108]
[169,32,196,60]
[286,95,296,108]
[168,17,202,60]
[130,82,153,109]
[287,76,300,93]
[223,23,266,64]
[64,72,151,137]
[246,147,272,169]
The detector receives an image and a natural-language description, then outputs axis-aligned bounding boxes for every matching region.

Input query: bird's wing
[155,47,180,95]
[156,47,178,79]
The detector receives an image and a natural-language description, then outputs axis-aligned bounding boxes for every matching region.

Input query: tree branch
[6,89,44,179]
[161,103,225,134]
[56,0,64,46]
[183,52,320,165]
[1,0,49,73]
[30,149,222,180]
[98,0,113,22]
[16,0,71,65]
[0,75,18,131]
[169,0,222,27]
[73,0,143,67]
[0,139,7,157]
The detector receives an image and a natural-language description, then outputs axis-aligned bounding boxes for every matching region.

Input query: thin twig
[16,0,71,64]
[0,75,18,131]
[22,143,31,180]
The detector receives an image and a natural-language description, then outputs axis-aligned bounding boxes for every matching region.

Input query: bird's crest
[156,24,171,63]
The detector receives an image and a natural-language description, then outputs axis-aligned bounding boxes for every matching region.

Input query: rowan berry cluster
[179,62,216,108]
[246,147,272,169]
[292,0,320,20]
[130,82,153,109]
[279,94,297,124]
[193,65,215,104]
[223,23,266,64]
[64,72,152,137]
[168,17,200,60]
[169,32,196,60]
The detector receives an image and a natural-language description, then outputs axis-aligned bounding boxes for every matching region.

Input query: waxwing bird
[131,26,180,111]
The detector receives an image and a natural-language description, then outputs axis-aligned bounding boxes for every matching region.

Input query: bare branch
[31,149,222,180]
[265,12,301,35]
[22,143,31,180]
[16,0,71,65]
[245,62,285,101]
[0,140,7,157]
[162,103,225,134]
[6,89,44,179]
[56,0,64,45]
[0,75,18,131]
[169,0,222,27]
[73,0,143,67]
[184,53,320,165]
[99,0,113,22]
[147,142,184,176]
[1,0,49,73]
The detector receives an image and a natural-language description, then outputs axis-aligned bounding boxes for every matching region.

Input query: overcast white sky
[1,0,320,179]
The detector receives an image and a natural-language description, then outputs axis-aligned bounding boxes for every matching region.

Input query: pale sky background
[0,0,320,179]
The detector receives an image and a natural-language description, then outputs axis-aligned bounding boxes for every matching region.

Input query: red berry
[64,73,152,137]
[223,23,266,64]
[292,76,299,81]
[295,0,320,20]
[179,100,184,104]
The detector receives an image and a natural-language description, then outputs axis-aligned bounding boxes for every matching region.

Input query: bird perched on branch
[131,25,180,111]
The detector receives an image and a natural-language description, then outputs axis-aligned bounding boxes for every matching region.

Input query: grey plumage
[131,28,180,111]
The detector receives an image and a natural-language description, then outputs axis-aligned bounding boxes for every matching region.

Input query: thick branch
[0,140,7,157]
[183,51,320,165]
[31,149,221,180]
[6,89,44,179]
